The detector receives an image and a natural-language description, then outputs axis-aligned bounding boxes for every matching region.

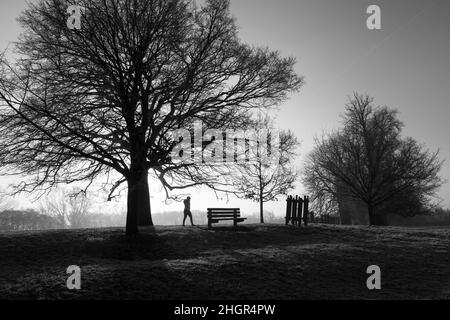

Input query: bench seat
[207,208,246,227]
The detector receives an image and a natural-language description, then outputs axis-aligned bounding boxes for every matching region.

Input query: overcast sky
[1,0,449,216]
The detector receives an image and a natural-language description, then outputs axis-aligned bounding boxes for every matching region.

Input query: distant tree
[244,210,279,224]
[39,188,91,229]
[234,117,299,223]
[66,191,90,228]
[39,189,68,228]
[303,93,443,225]
[0,209,59,231]
[0,0,303,235]
[307,187,339,218]
[0,193,14,211]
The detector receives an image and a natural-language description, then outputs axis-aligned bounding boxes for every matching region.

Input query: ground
[0,224,449,300]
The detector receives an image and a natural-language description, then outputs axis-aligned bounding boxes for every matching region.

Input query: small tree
[66,191,90,228]
[234,117,299,223]
[40,189,69,228]
[303,93,443,225]
[39,188,91,229]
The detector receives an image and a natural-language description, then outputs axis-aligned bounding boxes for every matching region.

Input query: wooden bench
[207,208,246,228]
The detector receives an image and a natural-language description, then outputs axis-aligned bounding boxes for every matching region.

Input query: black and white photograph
[0,0,449,313]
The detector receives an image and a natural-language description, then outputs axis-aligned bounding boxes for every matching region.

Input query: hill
[0,224,449,299]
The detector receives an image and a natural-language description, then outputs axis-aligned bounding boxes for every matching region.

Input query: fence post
[292,196,298,225]
[303,196,309,227]
[285,196,292,225]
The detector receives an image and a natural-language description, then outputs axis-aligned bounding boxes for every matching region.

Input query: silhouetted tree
[0,0,303,235]
[303,93,443,225]
[234,117,299,223]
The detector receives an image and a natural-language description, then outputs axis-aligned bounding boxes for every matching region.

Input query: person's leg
[183,213,187,226]
[189,212,194,226]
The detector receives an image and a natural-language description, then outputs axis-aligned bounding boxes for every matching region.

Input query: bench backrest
[207,208,241,218]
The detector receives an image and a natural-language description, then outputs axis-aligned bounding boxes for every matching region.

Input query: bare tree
[66,191,90,228]
[0,191,15,211]
[39,187,90,228]
[0,0,303,235]
[234,117,299,223]
[303,93,443,225]
[39,189,69,228]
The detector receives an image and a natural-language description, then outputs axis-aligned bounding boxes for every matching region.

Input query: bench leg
[208,219,212,228]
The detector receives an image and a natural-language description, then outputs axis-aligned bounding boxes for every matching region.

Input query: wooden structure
[207,208,246,228]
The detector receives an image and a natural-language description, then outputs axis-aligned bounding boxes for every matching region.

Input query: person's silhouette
[183,196,194,226]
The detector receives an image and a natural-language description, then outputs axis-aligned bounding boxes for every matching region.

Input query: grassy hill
[0,224,449,300]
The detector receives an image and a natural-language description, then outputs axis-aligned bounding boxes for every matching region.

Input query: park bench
[207,208,246,228]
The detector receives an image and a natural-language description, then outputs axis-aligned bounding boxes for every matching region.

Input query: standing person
[183,196,195,226]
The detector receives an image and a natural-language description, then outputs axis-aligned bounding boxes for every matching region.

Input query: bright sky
[1,0,449,216]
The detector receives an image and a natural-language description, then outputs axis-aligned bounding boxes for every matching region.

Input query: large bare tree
[303,93,443,225]
[0,0,303,235]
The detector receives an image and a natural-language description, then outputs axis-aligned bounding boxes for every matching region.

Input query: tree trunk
[260,199,264,224]
[137,173,153,226]
[336,191,352,225]
[259,175,264,224]
[372,212,388,226]
[126,170,153,236]
[368,204,375,226]
[368,204,388,226]
[339,209,352,225]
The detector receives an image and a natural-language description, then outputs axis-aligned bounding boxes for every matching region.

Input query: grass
[0,223,449,300]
